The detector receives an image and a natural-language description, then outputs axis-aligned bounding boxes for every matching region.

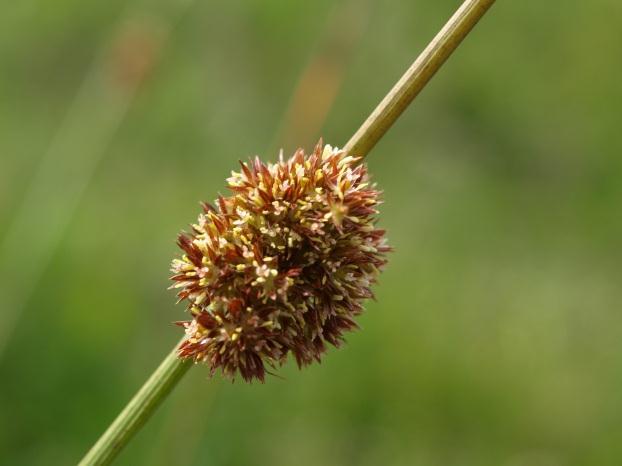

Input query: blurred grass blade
[0,5,193,359]
[269,0,371,154]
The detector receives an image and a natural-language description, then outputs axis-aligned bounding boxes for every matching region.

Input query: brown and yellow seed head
[170,141,389,381]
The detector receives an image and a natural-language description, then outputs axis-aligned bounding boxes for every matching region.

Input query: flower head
[171,141,389,381]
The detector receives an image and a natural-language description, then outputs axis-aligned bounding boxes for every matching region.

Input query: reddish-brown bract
[171,141,389,381]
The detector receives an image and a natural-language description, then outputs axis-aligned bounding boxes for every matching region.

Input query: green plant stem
[79,1,495,464]
[78,340,192,466]
[343,0,496,158]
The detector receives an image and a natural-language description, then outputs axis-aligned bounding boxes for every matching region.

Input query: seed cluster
[171,141,389,381]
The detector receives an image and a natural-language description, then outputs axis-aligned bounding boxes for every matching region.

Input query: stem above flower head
[343,0,496,159]
[79,0,496,464]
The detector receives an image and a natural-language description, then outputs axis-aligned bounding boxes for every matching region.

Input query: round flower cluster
[170,141,389,381]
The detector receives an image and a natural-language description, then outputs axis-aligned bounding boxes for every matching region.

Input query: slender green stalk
[79,0,495,464]
[344,0,496,158]
[79,340,192,466]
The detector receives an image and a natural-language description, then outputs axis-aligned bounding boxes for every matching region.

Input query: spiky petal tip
[170,141,389,382]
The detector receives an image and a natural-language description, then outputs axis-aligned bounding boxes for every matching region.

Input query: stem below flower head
[79,340,191,466]
[79,0,495,463]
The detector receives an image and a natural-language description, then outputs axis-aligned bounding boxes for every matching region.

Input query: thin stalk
[79,0,495,464]
[79,340,192,466]
[344,0,496,158]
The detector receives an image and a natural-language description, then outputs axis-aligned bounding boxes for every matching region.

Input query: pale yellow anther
[179,261,195,271]
[195,292,207,305]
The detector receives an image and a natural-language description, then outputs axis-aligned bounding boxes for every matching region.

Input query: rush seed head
[170,141,389,382]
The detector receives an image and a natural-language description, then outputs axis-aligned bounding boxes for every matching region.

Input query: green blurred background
[2,0,622,464]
